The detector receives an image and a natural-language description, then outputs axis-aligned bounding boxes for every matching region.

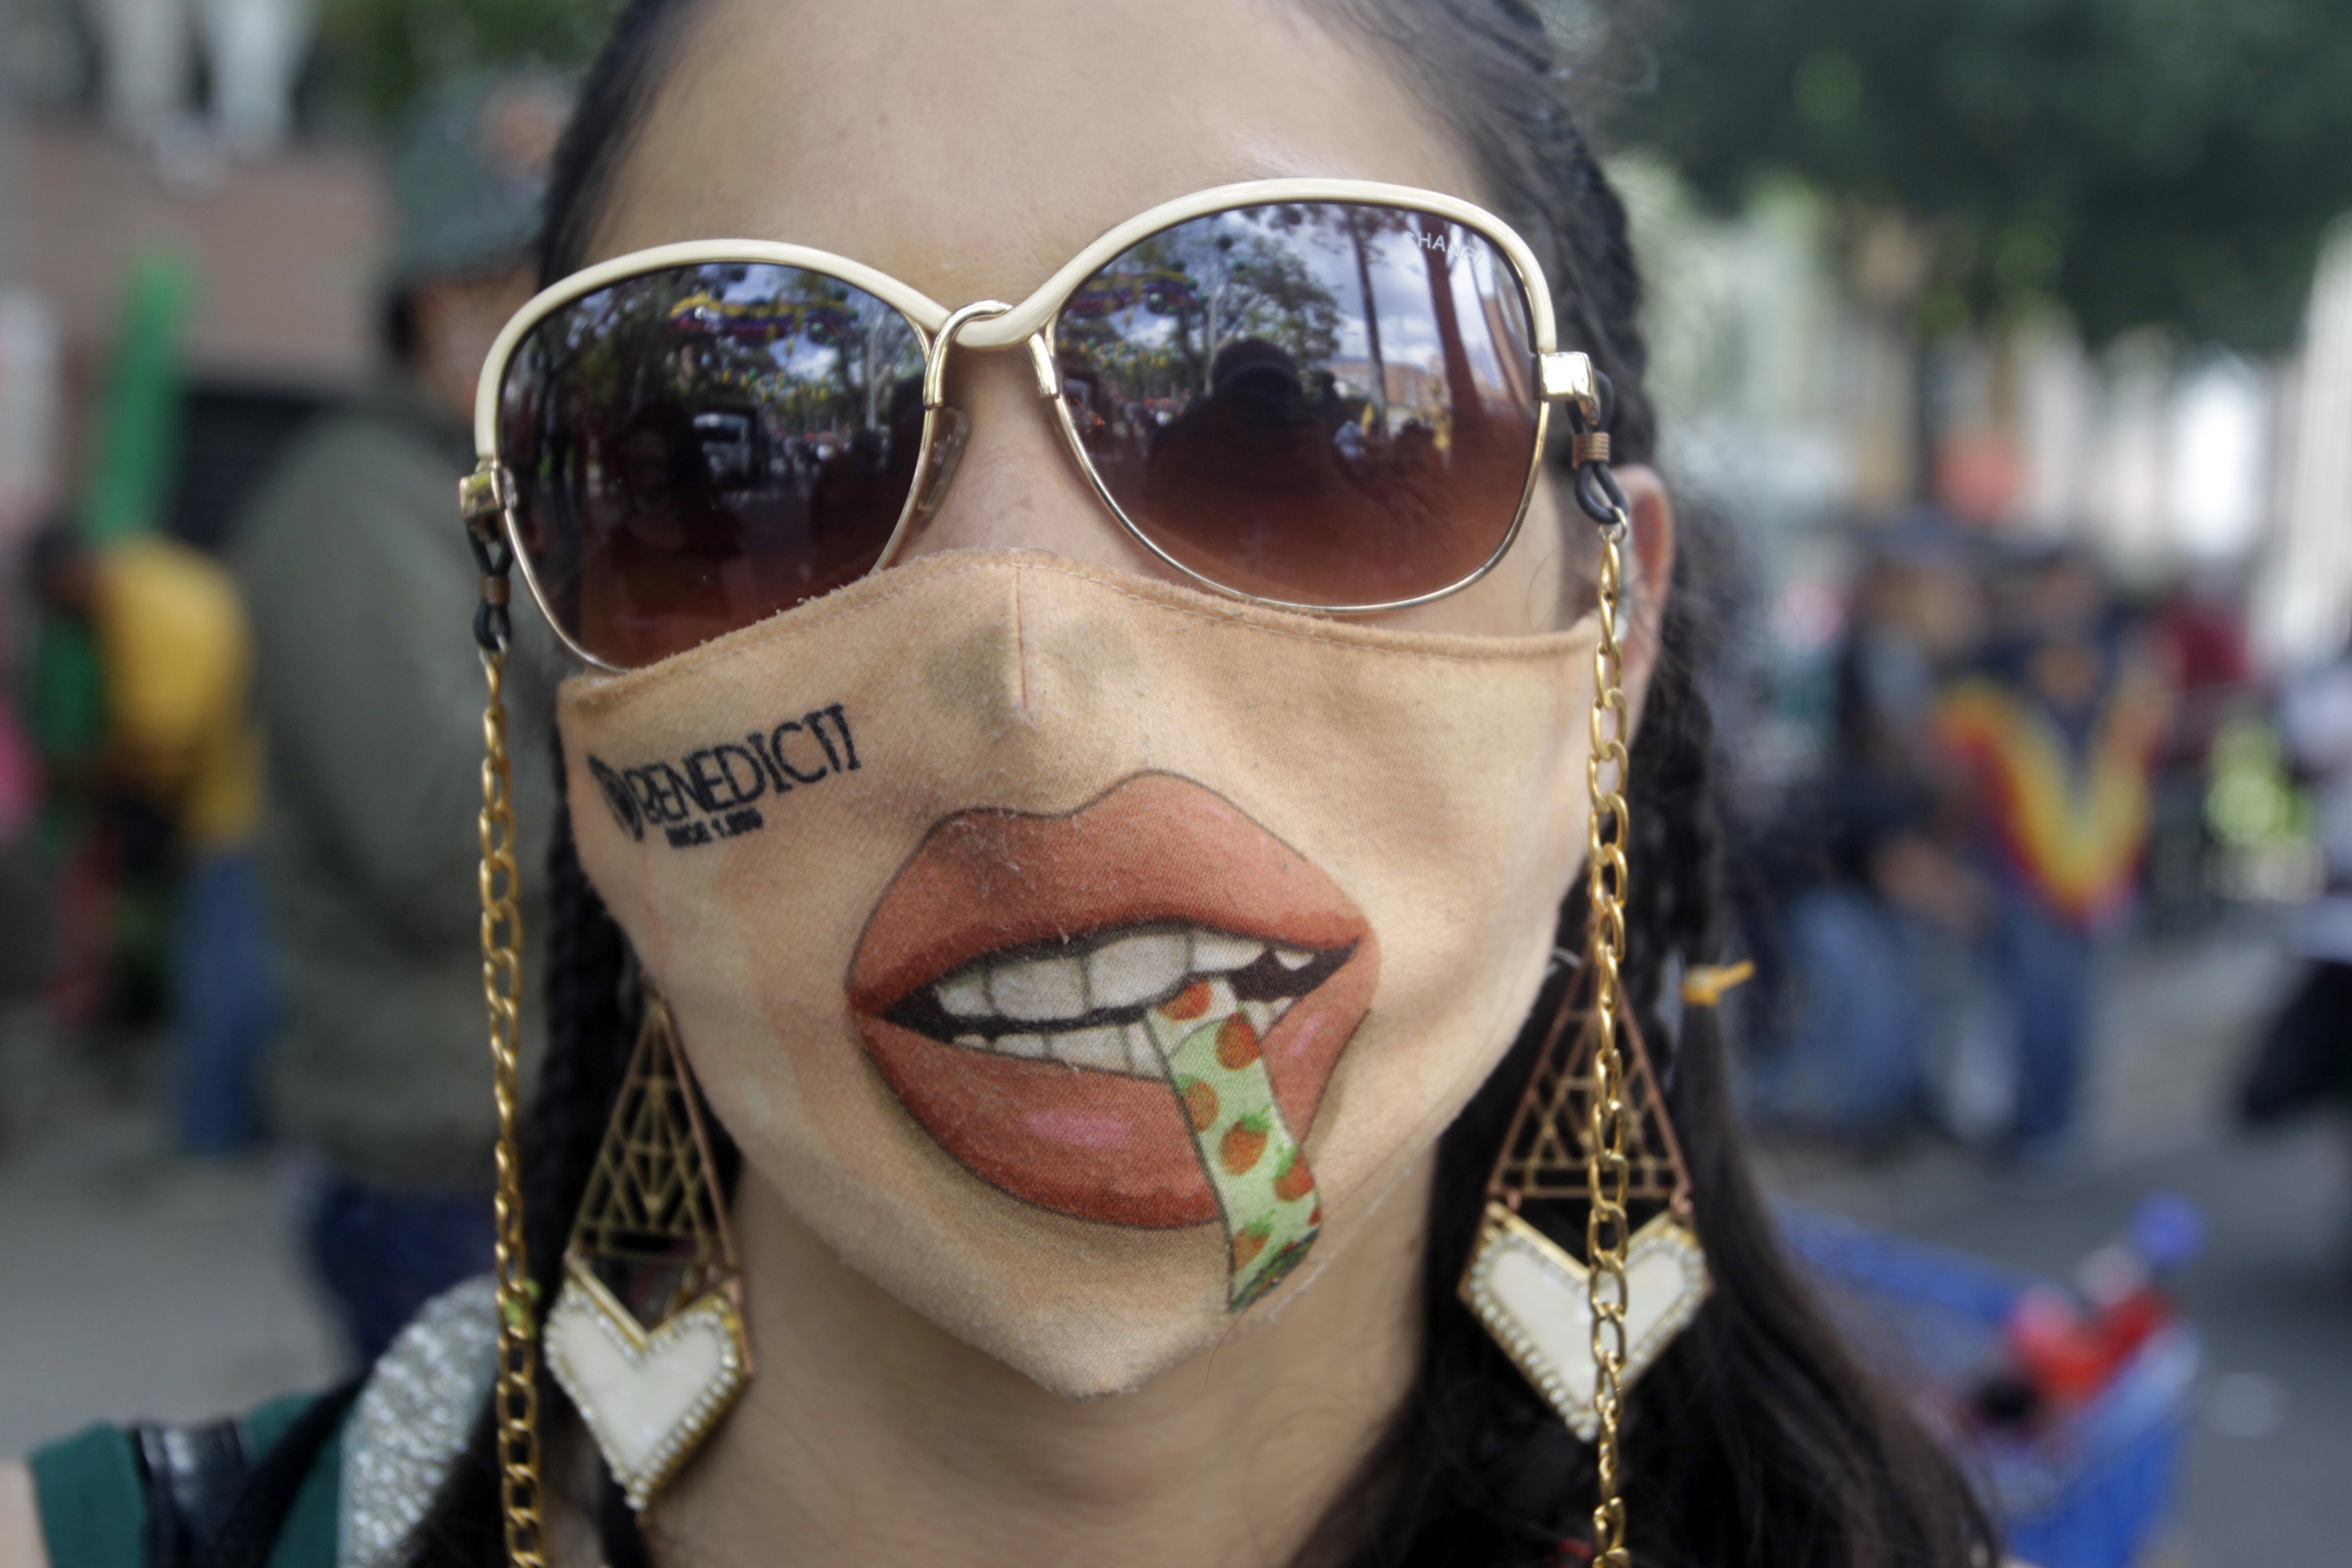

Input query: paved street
[0,1017,340,1455]
[2,924,2347,1566]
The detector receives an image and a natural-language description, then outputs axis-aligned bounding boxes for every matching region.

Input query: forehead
[595,0,1486,302]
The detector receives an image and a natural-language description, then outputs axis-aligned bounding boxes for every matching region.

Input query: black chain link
[1566,368,1628,529]
[466,503,515,655]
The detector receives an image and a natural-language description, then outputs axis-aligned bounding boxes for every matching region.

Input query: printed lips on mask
[846,775,1381,1305]
[589,704,859,849]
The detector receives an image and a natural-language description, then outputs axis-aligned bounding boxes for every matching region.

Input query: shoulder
[1932,677,2022,748]
[339,1277,499,1568]
[13,1277,497,1568]
[227,404,470,577]
[13,1392,345,1568]
[273,389,467,482]
[98,539,241,630]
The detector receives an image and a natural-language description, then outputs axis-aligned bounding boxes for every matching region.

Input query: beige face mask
[560,548,1599,1396]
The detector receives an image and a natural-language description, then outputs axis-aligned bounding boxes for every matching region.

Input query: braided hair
[407,4,2002,1565]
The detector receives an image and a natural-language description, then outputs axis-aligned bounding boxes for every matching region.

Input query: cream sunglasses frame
[465,177,1602,673]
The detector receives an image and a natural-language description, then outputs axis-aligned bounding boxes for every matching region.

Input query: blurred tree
[319,0,619,124]
[1627,0,2352,352]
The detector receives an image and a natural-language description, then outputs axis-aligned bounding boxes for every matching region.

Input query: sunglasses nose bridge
[923,299,1016,409]
[908,299,1047,523]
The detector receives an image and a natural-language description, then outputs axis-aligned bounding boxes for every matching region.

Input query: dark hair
[413,4,2001,1566]
[383,289,421,369]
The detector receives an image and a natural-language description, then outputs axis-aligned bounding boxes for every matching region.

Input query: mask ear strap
[462,476,550,1568]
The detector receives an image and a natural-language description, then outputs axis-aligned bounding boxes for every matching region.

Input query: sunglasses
[467,179,1603,671]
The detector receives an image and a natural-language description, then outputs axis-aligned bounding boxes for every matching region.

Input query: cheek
[1294,768,1587,1219]
[556,696,951,1182]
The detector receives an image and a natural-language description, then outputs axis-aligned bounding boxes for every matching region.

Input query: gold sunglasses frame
[466,177,1601,673]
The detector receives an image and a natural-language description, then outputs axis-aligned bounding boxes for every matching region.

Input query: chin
[718,1098,1282,1396]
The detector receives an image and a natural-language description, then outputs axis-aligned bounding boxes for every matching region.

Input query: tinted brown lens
[499,263,927,666]
[1054,203,1541,607]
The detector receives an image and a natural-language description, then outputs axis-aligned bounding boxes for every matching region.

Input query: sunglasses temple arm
[1539,350,1602,428]
[1537,350,1631,532]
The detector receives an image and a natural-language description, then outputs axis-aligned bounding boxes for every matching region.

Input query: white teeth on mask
[989,953,1087,1022]
[946,1022,1168,1079]
[936,970,991,1018]
[920,923,1335,1075]
[1057,1025,1130,1074]
[1189,930,1265,972]
[1238,997,1297,1041]
[1123,1022,1158,1075]
[1085,929,1191,1011]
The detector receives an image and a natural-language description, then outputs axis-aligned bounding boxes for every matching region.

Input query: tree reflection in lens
[499,263,927,666]
[1056,202,1538,607]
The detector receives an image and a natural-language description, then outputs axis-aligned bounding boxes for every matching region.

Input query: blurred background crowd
[0,2,2347,1566]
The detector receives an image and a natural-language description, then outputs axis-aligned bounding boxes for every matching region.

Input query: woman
[4,2,1998,1565]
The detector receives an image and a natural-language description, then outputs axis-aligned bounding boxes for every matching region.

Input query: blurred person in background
[226,72,564,1363]
[2238,627,2352,1131]
[2142,572,2254,936]
[26,522,272,1152]
[1747,518,1989,1144]
[0,564,47,1026]
[1936,547,2167,1167]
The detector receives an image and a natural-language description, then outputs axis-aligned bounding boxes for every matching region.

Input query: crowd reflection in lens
[1056,202,1540,606]
[499,263,927,666]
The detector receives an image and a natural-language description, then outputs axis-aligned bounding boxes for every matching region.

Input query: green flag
[80,252,194,544]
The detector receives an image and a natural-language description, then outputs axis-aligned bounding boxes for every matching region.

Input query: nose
[892,328,1169,579]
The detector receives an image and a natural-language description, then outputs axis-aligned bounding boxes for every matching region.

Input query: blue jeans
[1751,886,1925,1135]
[307,1176,496,1365]
[1993,895,2097,1145]
[173,848,279,1153]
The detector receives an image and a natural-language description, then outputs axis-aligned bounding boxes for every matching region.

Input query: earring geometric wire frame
[1491,951,1695,1215]
[1458,949,1711,1442]
[543,989,753,1510]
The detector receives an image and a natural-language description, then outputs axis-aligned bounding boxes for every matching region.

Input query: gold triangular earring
[1458,946,1711,1442]
[543,986,754,1510]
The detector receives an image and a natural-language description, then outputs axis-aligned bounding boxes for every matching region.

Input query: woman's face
[597,0,1581,635]
[563,0,1648,1396]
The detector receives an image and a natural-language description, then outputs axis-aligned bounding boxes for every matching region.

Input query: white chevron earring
[543,988,753,1510]
[1457,951,1711,1441]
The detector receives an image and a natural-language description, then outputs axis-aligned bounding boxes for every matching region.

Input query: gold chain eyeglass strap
[1573,401,1635,1568]
[1584,521,1633,1568]
[465,470,550,1568]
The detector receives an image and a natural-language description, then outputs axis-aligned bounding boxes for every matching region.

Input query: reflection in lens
[1055,203,1540,607]
[498,263,927,666]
